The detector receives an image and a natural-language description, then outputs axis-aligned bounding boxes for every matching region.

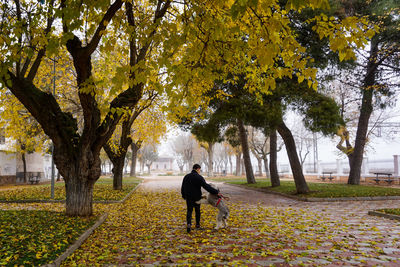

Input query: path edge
[225,183,400,202]
[368,210,400,221]
[42,212,108,267]
[0,182,141,204]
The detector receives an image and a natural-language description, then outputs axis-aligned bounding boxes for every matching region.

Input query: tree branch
[26,0,56,81]
[86,0,123,56]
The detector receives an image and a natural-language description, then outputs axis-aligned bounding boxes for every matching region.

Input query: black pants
[186,199,201,226]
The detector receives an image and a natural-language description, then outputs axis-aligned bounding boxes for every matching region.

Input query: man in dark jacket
[181,163,219,233]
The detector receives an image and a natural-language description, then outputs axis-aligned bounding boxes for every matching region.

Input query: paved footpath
[64,175,400,266]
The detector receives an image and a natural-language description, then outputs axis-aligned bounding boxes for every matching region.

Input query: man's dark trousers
[186,199,200,227]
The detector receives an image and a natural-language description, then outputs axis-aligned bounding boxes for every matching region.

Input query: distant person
[181,164,219,233]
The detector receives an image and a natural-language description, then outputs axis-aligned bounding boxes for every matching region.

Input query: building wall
[151,158,174,171]
[0,151,16,176]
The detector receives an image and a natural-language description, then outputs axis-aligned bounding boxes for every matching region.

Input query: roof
[154,157,174,163]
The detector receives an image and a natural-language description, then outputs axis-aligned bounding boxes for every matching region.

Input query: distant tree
[139,145,158,174]
[171,134,197,172]
[249,127,269,177]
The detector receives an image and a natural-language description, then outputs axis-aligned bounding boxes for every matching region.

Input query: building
[0,134,53,185]
[151,157,174,171]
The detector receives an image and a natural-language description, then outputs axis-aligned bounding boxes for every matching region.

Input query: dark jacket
[181,170,219,201]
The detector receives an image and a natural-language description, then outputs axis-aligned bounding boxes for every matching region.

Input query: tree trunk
[229,156,232,174]
[65,176,95,216]
[277,122,309,193]
[21,152,27,183]
[111,157,124,190]
[348,39,378,185]
[147,164,151,174]
[130,142,139,176]
[237,119,256,184]
[269,130,280,187]
[207,142,214,177]
[263,157,270,178]
[257,158,262,176]
[235,152,241,175]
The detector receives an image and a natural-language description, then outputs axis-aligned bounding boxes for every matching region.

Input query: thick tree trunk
[130,142,140,176]
[348,39,378,185]
[65,177,95,216]
[111,157,124,190]
[55,145,103,216]
[207,143,214,177]
[277,122,308,193]
[237,119,256,184]
[21,152,27,183]
[269,130,280,187]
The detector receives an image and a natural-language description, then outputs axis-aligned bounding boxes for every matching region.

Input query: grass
[0,176,142,201]
[0,210,97,266]
[210,177,400,198]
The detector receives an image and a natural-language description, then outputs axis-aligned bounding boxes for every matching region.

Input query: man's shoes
[195,225,204,230]
[187,224,191,233]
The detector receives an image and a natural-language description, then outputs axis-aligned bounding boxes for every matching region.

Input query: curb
[42,212,109,267]
[225,183,400,202]
[0,183,141,204]
[368,210,400,221]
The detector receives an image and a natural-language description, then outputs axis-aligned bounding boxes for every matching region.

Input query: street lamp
[50,58,56,199]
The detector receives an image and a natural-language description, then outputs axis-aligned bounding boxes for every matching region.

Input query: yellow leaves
[310,14,378,62]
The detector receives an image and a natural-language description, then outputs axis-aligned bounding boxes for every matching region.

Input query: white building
[0,134,53,185]
[151,157,174,171]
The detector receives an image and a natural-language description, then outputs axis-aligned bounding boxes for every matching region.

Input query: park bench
[321,171,334,181]
[28,173,40,184]
[373,172,394,185]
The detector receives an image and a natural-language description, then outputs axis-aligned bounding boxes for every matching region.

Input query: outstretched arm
[200,177,219,195]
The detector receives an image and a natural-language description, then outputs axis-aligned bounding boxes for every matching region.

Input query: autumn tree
[128,99,167,177]
[0,0,173,216]
[0,0,377,214]
[103,91,160,190]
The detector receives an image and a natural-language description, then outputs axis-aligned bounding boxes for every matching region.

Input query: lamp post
[50,59,56,199]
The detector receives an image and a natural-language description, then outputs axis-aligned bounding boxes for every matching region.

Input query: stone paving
[63,175,400,266]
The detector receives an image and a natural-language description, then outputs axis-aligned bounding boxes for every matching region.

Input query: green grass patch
[0,210,96,266]
[377,209,400,216]
[0,177,142,201]
[213,177,400,198]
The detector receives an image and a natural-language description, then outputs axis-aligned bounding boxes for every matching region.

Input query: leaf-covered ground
[0,209,97,266]
[61,187,400,266]
[0,177,141,201]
